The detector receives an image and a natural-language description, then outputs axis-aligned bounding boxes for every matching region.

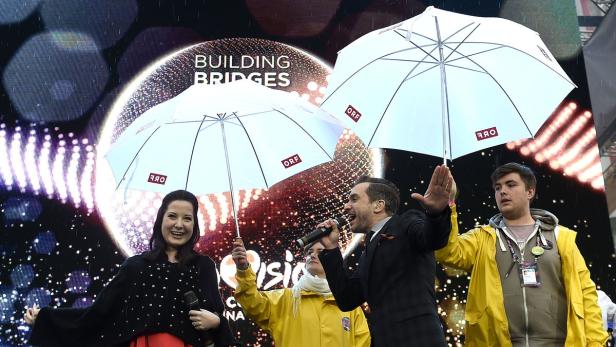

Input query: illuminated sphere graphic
[96,38,376,260]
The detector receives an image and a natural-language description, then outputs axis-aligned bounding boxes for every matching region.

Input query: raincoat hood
[488,208,559,231]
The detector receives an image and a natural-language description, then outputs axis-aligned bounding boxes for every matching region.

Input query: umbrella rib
[442,63,485,74]
[321,45,437,105]
[366,39,446,145]
[394,29,437,43]
[381,57,440,80]
[399,39,443,82]
[229,112,270,188]
[444,45,505,64]
[445,51,534,136]
[164,115,220,124]
[197,119,223,133]
[393,25,476,88]
[443,23,481,62]
[184,114,210,189]
[394,22,475,64]
[367,62,423,147]
[233,109,274,119]
[159,118,221,134]
[399,24,475,46]
[381,58,439,64]
[444,41,575,86]
[404,63,440,81]
[393,30,439,62]
[272,108,335,160]
[115,126,162,190]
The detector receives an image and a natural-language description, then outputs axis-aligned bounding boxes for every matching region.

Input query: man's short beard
[352,221,370,234]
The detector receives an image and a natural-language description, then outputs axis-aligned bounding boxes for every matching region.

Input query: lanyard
[500,228,551,278]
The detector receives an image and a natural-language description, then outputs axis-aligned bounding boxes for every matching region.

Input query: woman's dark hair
[144,190,201,267]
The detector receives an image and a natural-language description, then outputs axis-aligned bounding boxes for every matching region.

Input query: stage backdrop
[0,1,614,346]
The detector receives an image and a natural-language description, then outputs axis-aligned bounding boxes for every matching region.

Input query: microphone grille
[334,216,347,229]
[183,290,199,306]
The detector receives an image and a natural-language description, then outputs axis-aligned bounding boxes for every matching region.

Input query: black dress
[29,254,236,347]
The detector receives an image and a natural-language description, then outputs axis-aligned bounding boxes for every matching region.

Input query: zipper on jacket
[522,286,529,347]
[503,224,538,347]
[518,226,538,347]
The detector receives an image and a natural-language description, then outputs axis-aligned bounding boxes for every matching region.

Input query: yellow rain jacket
[234,267,370,347]
[435,205,608,347]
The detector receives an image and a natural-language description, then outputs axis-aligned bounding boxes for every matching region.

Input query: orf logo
[281,154,302,168]
[148,173,167,185]
[345,105,362,122]
[475,127,498,141]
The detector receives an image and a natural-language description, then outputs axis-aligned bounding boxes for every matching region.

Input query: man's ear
[373,200,386,213]
[527,187,536,201]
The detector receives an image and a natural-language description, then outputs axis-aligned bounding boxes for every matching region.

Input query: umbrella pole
[435,16,450,167]
[220,121,242,238]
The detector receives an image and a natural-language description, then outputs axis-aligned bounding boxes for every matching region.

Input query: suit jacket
[319,208,451,347]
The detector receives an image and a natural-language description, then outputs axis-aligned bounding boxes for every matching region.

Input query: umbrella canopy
[105,79,344,236]
[321,6,576,161]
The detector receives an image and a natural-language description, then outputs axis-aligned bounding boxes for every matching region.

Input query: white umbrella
[321,6,576,162]
[104,79,344,237]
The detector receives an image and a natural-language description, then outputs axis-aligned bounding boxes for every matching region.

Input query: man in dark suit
[318,165,452,347]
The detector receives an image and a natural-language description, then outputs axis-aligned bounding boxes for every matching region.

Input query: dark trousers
[371,313,446,347]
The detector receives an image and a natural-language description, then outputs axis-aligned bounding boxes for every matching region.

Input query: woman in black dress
[24,190,236,347]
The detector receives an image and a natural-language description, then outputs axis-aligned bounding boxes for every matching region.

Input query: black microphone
[184,290,201,311]
[296,217,346,248]
[184,291,214,344]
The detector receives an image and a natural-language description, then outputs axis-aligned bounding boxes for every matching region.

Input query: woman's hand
[189,309,220,331]
[24,304,40,325]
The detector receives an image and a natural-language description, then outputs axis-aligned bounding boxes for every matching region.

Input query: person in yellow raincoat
[436,162,607,347]
[231,238,370,347]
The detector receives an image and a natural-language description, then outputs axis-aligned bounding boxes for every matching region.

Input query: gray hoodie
[489,208,567,347]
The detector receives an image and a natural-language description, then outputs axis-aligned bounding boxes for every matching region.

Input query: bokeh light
[118,27,202,84]
[2,32,108,122]
[2,197,42,223]
[506,102,604,190]
[41,0,137,49]
[0,0,42,24]
[24,287,52,308]
[0,288,17,324]
[9,265,34,289]
[65,271,91,294]
[72,296,93,308]
[0,126,96,209]
[32,231,57,255]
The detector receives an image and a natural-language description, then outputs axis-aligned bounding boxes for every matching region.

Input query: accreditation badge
[518,261,541,287]
[342,317,351,331]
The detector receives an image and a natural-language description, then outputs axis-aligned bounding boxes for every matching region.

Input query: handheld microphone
[184,290,201,311]
[184,291,213,343]
[296,217,346,248]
